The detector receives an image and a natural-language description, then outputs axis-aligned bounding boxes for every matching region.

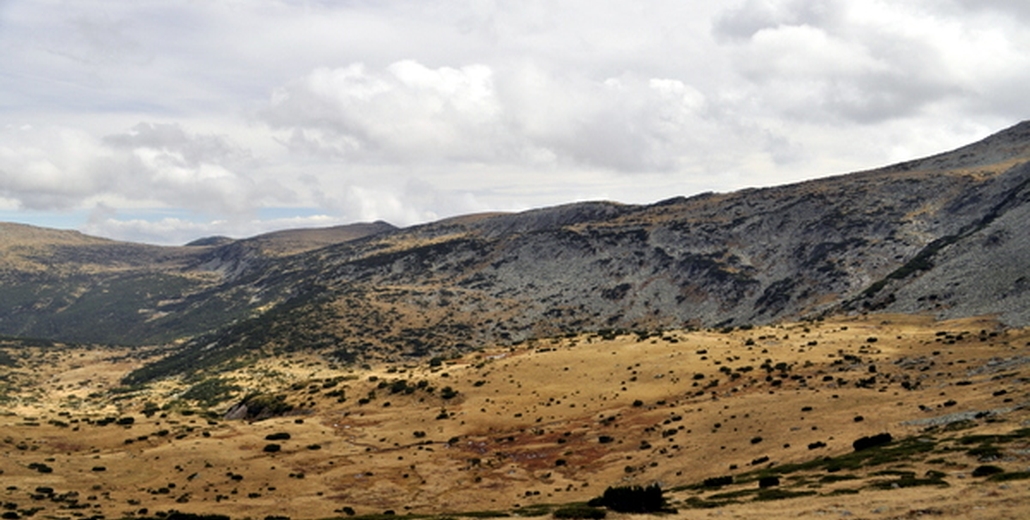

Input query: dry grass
[1,314,1028,519]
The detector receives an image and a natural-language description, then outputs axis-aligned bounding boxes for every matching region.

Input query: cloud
[1,1,1028,244]
[498,65,714,172]
[263,61,511,163]
[712,1,978,125]
[1,122,292,218]
[263,60,716,173]
[0,125,115,210]
[952,0,1030,22]
[103,123,249,166]
[737,25,959,123]
[102,122,298,216]
[714,0,844,41]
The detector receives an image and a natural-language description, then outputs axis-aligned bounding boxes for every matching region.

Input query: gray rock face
[5,121,1030,380]
[125,121,1029,380]
[871,161,1030,325]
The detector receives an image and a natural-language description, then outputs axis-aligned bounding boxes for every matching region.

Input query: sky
[1,0,1028,245]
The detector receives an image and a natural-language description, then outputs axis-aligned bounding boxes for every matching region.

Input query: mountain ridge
[2,121,1030,381]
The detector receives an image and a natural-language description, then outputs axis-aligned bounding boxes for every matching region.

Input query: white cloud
[503,69,714,172]
[263,61,511,163]
[717,2,968,125]
[0,125,115,210]
[743,24,884,78]
[952,0,1030,22]
[264,60,719,174]
[714,0,844,41]
[0,122,293,220]
[0,1,1027,244]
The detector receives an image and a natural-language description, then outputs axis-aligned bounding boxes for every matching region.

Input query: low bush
[972,465,1004,477]
[702,476,733,488]
[987,471,1030,482]
[853,433,892,451]
[755,489,817,501]
[552,505,606,519]
[155,513,230,520]
[589,484,665,513]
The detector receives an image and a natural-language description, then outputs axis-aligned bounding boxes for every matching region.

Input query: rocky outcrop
[5,122,1030,379]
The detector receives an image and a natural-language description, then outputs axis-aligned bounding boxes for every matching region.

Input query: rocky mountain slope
[2,122,1030,380]
[0,221,394,344]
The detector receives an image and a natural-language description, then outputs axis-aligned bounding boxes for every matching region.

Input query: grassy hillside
[1,315,1027,519]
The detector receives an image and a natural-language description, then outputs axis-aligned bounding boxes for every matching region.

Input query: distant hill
[185,221,397,253]
[2,122,1029,382]
[234,220,398,256]
[0,220,395,345]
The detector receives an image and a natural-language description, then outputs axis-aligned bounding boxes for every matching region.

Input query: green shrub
[181,378,241,407]
[236,393,293,419]
[0,350,17,367]
[853,433,892,451]
[683,496,724,509]
[552,505,606,519]
[967,445,1001,461]
[972,465,1004,477]
[144,513,230,520]
[868,476,947,489]
[987,471,1030,482]
[702,476,733,488]
[754,489,816,501]
[589,484,665,513]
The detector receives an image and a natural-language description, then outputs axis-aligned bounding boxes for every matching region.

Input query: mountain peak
[185,236,234,247]
[882,119,1030,175]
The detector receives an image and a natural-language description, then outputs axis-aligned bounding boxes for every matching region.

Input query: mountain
[195,220,398,257]
[2,122,1030,381]
[0,221,395,344]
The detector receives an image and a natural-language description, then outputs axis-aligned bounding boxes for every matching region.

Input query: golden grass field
[1,314,1028,519]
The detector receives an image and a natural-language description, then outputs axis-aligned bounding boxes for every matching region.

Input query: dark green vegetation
[226,393,295,421]
[122,293,337,385]
[852,433,893,451]
[587,484,667,513]
[0,348,17,367]
[180,378,241,407]
[138,513,230,520]
[552,505,607,519]
[0,269,247,345]
[674,426,1030,510]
